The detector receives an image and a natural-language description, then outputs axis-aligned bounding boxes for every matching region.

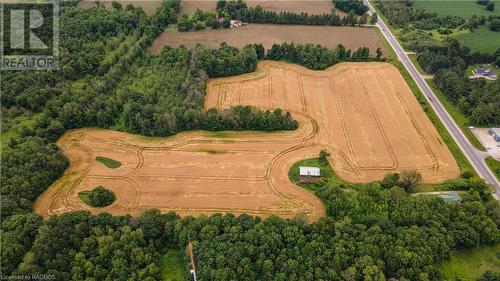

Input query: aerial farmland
[2,0,498,280]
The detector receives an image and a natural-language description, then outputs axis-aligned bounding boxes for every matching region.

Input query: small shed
[439,192,462,204]
[299,166,321,183]
[489,128,500,142]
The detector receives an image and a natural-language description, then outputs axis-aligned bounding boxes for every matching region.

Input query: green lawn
[96,156,122,169]
[485,157,500,181]
[413,0,500,18]
[426,80,485,151]
[457,25,500,53]
[440,244,500,281]
[160,248,186,281]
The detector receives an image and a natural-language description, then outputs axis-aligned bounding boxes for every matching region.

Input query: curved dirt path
[34,61,459,222]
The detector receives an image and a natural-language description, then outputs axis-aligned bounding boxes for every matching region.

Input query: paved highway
[363,0,500,196]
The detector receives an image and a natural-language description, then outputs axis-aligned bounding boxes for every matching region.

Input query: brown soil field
[78,0,161,15]
[149,24,385,54]
[34,61,459,222]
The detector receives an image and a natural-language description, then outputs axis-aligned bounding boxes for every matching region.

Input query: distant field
[440,244,500,280]
[457,25,500,53]
[411,0,500,52]
[78,0,161,15]
[413,0,500,17]
[179,0,343,15]
[149,24,386,54]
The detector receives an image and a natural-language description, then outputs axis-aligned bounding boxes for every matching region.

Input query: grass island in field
[289,157,343,190]
[96,156,121,169]
[160,248,185,281]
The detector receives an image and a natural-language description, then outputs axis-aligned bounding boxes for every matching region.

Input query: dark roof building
[473,66,497,79]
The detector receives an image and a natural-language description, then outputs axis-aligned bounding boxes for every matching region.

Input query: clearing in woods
[149,24,385,54]
[34,61,459,222]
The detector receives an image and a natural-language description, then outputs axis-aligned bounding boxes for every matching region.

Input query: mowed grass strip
[485,157,500,181]
[96,156,122,169]
[440,243,500,281]
[160,248,186,281]
[408,53,426,74]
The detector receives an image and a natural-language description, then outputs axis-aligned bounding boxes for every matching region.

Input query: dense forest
[3,181,499,280]
[1,0,499,280]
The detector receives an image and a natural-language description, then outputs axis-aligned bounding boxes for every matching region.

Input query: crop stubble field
[34,61,459,222]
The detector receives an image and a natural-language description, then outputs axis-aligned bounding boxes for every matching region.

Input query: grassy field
[457,25,500,53]
[413,0,500,18]
[96,156,121,169]
[485,157,500,181]
[440,244,500,280]
[160,248,186,281]
[289,158,344,189]
[426,80,485,151]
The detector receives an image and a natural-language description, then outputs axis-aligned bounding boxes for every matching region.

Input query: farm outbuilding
[299,166,321,183]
